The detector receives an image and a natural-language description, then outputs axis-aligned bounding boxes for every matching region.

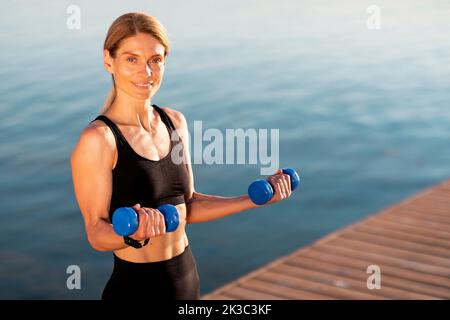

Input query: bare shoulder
[161,106,187,130]
[70,119,116,165]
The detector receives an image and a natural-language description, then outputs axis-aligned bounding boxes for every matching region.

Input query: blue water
[1,0,450,299]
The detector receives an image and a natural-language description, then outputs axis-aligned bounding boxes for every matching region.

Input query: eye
[127,57,136,63]
[151,57,163,64]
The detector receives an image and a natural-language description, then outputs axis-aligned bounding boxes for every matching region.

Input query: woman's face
[104,32,166,100]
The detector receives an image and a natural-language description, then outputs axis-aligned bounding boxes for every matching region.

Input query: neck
[106,91,156,132]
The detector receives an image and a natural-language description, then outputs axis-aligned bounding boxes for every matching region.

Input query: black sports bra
[92,105,190,221]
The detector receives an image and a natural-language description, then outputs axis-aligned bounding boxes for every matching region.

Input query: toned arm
[70,122,128,251]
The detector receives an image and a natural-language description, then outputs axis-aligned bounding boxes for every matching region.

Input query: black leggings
[102,245,200,300]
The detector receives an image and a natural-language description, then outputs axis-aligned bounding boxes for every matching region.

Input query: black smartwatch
[123,236,150,249]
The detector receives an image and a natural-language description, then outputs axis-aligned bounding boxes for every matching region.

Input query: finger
[280,174,291,197]
[277,178,287,199]
[146,208,158,237]
[153,209,162,236]
[270,176,284,200]
[132,203,141,211]
[136,209,148,239]
[149,208,164,237]
[157,210,166,234]
[283,173,291,192]
[267,176,277,195]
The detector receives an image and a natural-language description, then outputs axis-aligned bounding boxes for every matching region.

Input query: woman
[70,12,292,300]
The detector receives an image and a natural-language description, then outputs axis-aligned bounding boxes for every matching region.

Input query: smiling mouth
[132,81,154,89]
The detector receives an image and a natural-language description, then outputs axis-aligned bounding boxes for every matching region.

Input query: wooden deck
[202,179,450,300]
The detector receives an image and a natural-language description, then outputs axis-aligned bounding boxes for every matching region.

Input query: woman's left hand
[266,169,292,205]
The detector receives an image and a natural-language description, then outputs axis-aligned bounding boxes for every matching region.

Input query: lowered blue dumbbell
[248,168,300,205]
[112,204,179,236]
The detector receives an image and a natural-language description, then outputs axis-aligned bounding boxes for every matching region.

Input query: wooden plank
[316,243,450,277]
[223,286,284,300]
[376,214,450,234]
[257,271,382,300]
[299,248,450,289]
[286,255,450,299]
[412,189,450,202]
[324,237,450,268]
[272,264,437,299]
[340,230,450,259]
[387,209,450,225]
[241,278,334,300]
[363,218,450,241]
[427,189,450,201]
[203,294,235,300]
[353,223,450,250]
[403,200,450,216]
[416,193,450,209]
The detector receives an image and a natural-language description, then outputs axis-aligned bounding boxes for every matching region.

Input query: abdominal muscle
[113,203,189,263]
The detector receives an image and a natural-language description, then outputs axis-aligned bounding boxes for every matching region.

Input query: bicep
[70,127,113,232]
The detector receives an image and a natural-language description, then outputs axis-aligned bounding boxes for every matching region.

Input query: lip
[132,81,154,89]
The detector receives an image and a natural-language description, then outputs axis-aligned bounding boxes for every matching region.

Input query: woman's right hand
[128,203,167,241]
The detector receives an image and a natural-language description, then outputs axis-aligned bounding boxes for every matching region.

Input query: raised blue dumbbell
[112,204,179,236]
[248,168,300,205]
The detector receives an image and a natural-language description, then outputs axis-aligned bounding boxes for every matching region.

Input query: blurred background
[0,0,449,299]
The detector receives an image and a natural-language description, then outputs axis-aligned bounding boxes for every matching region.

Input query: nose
[138,64,152,77]
[146,64,152,76]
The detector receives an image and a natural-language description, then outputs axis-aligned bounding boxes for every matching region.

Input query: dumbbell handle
[248,168,300,205]
[112,204,179,236]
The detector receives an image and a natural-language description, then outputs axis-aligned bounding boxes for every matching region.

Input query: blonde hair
[99,12,170,115]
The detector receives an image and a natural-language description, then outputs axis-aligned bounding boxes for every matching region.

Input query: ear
[103,49,114,74]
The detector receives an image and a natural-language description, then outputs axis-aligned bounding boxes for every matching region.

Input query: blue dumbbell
[248,168,300,205]
[112,204,179,236]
